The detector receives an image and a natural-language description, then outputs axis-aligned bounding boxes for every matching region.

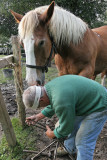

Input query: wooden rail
[0,55,14,68]
[0,36,26,147]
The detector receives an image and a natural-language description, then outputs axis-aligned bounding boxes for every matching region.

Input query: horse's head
[10,2,55,86]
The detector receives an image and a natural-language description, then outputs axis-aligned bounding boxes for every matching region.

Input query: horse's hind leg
[101,70,107,86]
[101,75,106,86]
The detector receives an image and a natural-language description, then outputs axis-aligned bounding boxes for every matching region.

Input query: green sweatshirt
[41,75,107,138]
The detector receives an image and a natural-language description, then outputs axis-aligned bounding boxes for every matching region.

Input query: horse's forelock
[18,10,39,40]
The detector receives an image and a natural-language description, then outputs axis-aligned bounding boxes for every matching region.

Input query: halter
[26,42,57,73]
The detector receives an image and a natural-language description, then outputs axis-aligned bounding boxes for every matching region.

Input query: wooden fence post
[0,87,17,147]
[11,36,26,127]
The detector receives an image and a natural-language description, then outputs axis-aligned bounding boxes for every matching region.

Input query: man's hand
[25,115,38,126]
[46,125,55,139]
[26,113,45,126]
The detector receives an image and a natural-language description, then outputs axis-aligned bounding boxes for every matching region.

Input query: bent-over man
[23,75,107,160]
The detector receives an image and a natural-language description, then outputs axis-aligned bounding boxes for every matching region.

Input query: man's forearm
[26,112,46,125]
[37,112,46,120]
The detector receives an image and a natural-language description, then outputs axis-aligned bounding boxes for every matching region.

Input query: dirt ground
[0,81,107,160]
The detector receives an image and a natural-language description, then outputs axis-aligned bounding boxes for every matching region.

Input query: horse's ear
[10,10,23,23]
[39,1,55,25]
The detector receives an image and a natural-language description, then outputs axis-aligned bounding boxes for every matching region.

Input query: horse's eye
[39,40,45,47]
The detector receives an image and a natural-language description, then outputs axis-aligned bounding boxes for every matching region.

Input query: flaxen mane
[19,5,88,45]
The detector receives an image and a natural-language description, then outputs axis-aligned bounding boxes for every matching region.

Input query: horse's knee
[79,66,94,78]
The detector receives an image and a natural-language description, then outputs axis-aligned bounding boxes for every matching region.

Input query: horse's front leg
[79,65,94,79]
[55,55,69,76]
[57,68,68,76]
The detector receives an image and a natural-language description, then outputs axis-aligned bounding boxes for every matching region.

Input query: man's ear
[39,1,55,25]
[10,10,23,23]
[39,97,44,101]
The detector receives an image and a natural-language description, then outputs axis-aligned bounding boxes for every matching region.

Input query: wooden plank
[0,87,17,146]
[11,36,26,127]
[0,55,14,69]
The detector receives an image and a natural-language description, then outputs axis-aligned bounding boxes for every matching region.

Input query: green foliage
[0,0,49,38]
[0,0,107,41]
[55,0,107,28]
[0,118,37,160]
[0,35,10,47]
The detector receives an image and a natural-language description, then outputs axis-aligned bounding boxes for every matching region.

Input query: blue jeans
[64,109,107,160]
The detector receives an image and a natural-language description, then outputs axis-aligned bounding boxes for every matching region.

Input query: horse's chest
[55,52,90,75]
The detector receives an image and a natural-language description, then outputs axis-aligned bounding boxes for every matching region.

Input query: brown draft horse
[10,1,107,86]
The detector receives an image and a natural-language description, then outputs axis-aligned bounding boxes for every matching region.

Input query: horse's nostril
[36,80,41,86]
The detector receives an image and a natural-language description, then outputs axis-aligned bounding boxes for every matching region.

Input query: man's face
[39,96,50,107]
[39,98,46,107]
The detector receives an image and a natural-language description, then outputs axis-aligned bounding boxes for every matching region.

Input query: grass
[45,66,58,82]
[0,55,11,84]
[0,67,14,84]
[0,118,37,160]
[0,55,6,58]
[0,66,26,84]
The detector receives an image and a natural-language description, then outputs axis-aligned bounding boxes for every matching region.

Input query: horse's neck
[55,28,98,58]
[55,45,69,58]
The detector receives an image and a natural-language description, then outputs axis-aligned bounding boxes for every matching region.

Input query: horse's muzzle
[36,79,45,86]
